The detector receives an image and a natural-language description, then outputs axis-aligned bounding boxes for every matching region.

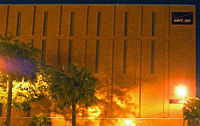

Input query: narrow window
[42,40,46,65]
[151,40,155,74]
[123,40,127,73]
[43,12,48,36]
[59,6,63,35]
[141,6,143,36]
[113,6,116,36]
[70,12,74,36]
[5,6,9,36]
[124,12,128,36]
[57,40,61,67]
[68,40,72,70]
[32,6,36,35]
[86,6,89,36]
[16,12,21,36]
[97,12,101,36]
[95,40,99,73]
[152,12,155,36]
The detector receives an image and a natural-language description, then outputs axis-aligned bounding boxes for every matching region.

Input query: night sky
[0,0,196,4]
[0,0,199,97]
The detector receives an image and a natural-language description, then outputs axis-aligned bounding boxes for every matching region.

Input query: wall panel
[45,39,58,66]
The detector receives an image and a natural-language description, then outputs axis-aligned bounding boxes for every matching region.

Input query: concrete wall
[0,4,196,125]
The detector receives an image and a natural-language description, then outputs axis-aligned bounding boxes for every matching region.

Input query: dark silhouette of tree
[47,64,97,126]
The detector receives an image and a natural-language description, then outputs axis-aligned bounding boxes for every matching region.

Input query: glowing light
[176,86,187,97]
[125,120,131,125]
[124,120,135,126]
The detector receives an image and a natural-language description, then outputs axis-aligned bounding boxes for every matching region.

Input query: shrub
[29,114,51,126]
[183,97,200,126]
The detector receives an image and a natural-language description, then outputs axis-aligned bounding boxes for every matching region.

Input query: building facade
[0,4,196,126]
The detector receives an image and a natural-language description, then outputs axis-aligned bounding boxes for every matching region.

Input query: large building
[0,0,198,125]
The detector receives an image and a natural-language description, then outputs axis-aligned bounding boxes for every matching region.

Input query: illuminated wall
[0,4,196,123]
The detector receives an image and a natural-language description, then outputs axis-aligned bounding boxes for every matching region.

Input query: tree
[0,35,41,126]
[0,73,48,116]
[183,97,200,126]
[47,64,97,126]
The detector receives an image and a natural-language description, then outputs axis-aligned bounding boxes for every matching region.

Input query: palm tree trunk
[27,110,30,117]
[72,102,76,126]
[6,80,13,126]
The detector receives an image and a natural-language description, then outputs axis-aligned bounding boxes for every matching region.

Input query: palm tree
[0,35,40,126]
[47,64,97,126]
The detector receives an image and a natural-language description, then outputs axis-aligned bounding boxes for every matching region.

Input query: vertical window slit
[113,6,116,36]
[59,6,63,35]
[152,12,155,36]
[43,12,48,36]
[95,40,99,73]
[70,12,74,36]
[42,40,46,65]
[68,40,72,70]
[32,6,36,35]
[141,6,143,36]
[124,12,128,36]
[57,40,61,67]
[151,40,155,74]
[86,6,89,36]
[5,6,9,36]
[16,12,21,36]
[123,40,127,73]
[168,7,171,36]
[97,12,101,36]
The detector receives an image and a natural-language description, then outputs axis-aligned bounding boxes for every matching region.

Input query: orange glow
[0,57,7,72]
[77,88,136,126]
[114,97,126,108]
[78,112,83,117]
[95,91,106,100]
[87,106,102,118]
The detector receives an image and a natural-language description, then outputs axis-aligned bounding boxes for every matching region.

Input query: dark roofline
[0,0,196,5]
